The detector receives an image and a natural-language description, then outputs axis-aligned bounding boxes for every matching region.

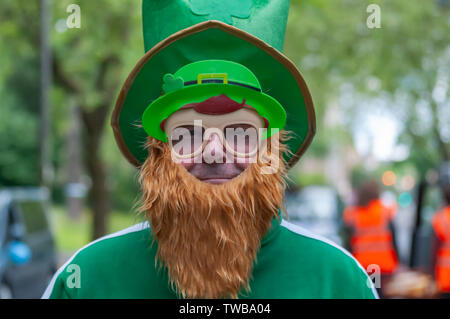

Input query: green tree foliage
[286,0,449,176]
[50,0,143,238]
[0,0,143,238]
[0,1,41,186]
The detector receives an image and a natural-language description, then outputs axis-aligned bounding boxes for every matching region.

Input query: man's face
[165,107,264,185]
[177,132,251,184]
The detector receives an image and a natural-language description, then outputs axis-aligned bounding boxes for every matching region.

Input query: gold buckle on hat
[197,73,228,84]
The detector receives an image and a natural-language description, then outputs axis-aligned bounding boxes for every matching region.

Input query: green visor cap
[142,59,287,142]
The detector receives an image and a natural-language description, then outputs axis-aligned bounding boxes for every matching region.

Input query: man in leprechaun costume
[43,0,378,299]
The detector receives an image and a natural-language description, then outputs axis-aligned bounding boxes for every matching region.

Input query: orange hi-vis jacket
[432,206,450,292]
[344,199,399,274]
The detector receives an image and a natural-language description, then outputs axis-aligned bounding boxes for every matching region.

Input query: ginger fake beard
[138,134,287,299]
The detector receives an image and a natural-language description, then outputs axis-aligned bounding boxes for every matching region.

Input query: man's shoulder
[276,220,379,298]
[74,222,152,266]
[65,222,152,266]
[42,222,153,298]
[278,220,355,263]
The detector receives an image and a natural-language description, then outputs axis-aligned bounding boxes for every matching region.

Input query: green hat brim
[142,83,286,142]
[112,20,315,168]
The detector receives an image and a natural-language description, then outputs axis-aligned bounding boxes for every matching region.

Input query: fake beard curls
[138,133,288,299]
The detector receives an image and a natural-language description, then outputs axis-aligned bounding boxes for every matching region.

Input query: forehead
[165,108,264,129]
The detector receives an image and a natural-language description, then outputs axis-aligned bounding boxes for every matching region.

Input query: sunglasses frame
[164,108,266,159]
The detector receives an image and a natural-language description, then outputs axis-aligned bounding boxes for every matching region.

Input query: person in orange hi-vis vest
[344,180,399,298]
[431,162,450,298]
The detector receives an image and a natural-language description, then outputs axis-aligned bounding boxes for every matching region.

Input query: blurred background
[0,0,449,298]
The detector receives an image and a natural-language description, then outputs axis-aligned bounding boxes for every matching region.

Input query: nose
[202,132,227,163]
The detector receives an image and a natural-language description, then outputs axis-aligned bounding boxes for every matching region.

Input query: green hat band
[162,71,262,95]
[183,78,261,92]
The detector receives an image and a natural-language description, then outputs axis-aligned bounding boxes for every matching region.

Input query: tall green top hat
[111,0,315,168]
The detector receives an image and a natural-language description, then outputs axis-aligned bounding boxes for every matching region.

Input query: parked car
[0,187,57,298]
[284,185,345,246]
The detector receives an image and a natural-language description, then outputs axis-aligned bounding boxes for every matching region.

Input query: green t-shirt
[42,215,378,299]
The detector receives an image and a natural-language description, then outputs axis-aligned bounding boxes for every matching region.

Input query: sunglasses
[164,108,266,159]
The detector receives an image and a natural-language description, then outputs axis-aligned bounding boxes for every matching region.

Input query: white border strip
[280,220,380,299]
[41,222,150,299]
